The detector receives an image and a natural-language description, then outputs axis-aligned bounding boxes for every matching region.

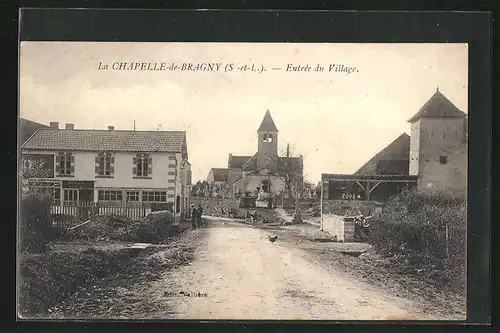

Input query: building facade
[223,110,303,197]
[20,122,192,222]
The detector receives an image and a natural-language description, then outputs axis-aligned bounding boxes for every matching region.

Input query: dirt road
[145,217,446,320]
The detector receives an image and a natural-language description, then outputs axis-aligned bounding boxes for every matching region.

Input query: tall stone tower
[408,88,467,193]
[257,110,279,172]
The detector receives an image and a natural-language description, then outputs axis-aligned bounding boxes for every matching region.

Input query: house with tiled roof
[206,168,229,184]
[223,110,303,198]
[20,122,192,222]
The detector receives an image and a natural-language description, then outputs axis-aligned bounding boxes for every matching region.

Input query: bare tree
[277,143,304,200]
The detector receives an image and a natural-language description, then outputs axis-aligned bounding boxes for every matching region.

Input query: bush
[19,193,54,253]
[369,189,466,290]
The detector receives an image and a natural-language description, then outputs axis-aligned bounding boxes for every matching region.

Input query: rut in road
[148,219,435,320]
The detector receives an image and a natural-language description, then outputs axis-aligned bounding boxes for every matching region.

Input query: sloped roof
[355,133,410,175]
[408,89,467,123]
[242,153,258,171]
[257,110,278,132]
[20,118,48,144]
[209,168,229,182]
[229,155,252,169]
[21,128,186,152]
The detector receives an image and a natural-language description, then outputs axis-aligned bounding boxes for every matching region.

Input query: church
[206,110,303,198]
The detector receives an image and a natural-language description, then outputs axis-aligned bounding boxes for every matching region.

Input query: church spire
[257,110,279,132]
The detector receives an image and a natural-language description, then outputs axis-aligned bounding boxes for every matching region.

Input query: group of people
[190,204,204,229]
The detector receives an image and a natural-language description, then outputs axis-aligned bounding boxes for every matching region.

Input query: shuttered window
[133,154,152,178]
[55,152,74,176]
[95,152,115,177]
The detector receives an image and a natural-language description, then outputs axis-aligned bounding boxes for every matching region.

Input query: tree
[20,156,54,253]
[277,143,304,200]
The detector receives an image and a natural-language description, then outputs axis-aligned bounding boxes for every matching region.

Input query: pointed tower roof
[407,88,467,123]
[257,110,279,132]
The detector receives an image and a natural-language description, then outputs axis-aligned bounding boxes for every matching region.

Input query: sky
[19,42,468,183]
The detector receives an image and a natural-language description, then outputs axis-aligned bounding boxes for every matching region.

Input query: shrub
[19,193,54,253]
[369,189,466,291]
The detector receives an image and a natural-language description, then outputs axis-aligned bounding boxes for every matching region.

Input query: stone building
[408,88,468,193]
[208,110,303,198]
[320,88,467,241]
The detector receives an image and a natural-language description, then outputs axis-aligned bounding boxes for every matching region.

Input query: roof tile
[21,128,186,152]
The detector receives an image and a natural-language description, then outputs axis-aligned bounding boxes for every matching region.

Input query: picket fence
[49,202,157,220]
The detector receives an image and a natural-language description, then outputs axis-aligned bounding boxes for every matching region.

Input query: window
[439,156,448,164]
[126,191,140,202]
[176,196,181,213]
[98,190,123,201]
[168,164,176,168]
[168,179,175,183]
[56,152,74,176]
[133,154,152,178]
[142,191,167,202]
[169,155,176,161]
[168,171,176,176]
[95,152,114,177]
[63,188,78,205]
[267,134,273,143]
[263,133,268,142]
[167,186,175,191]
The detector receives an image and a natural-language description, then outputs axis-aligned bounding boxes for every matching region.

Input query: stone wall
[191,197,238,217]
[321,214,355,242]
[321,180,383,241]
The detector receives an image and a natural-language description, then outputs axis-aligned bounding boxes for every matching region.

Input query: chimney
[65,123,74,130]
[108,126,115,131]
[49,122,59,129]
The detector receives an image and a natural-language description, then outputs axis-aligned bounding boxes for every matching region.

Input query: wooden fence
[50,202,160,221]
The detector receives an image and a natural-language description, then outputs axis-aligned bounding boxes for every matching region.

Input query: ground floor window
[142,191,167,202]
[63,188,78,205]
[98,190,123,202]
[126,191,140,202]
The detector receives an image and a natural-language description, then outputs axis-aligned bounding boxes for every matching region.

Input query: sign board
[62,180,95,189]
[22,154,55,178]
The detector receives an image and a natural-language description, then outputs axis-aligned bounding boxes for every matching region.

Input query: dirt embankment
[19,229,201,319]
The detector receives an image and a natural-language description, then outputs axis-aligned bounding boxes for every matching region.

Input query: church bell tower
[257,110,279,172]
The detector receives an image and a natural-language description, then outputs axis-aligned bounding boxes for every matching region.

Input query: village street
[136,217,461,320]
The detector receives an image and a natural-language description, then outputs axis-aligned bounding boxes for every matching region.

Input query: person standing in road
[190,204,198,230]
[197,204,203,227]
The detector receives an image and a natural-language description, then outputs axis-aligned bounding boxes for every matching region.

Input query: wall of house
[206,170,215,183]
[409,120,421,176]
[233,174,285,195]
[416,117,467,193]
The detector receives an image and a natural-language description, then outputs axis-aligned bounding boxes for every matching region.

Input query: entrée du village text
[97,61,359,74]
